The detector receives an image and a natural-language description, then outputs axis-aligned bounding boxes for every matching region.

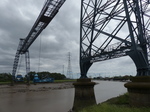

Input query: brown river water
[0,81,127,112]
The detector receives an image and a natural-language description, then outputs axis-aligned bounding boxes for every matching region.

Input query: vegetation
[93,75,133,81]
[0,81,11,84]
[105,93,129,105]
[27,71,66,80]
[0,72,69,84]
[80,103,150,112]
[80,93,150,112]
[0,73,11,82]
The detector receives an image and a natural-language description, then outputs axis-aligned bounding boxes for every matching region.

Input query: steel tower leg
[80,0,97,78]
[12,39,24,85]
[126,47,150,76]
[25,50,30,84]
[12,52,20,85]
[80,61,93,78]
[123,0,150,76]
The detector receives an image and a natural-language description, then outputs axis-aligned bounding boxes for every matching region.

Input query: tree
[0,73,12,82]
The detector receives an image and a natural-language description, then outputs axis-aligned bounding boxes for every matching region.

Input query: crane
[12,0,66,84]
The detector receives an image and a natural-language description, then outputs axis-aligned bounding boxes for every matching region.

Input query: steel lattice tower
[67,52,73,79]
[80,0,150,78]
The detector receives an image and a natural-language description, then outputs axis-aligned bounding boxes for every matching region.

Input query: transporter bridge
[12,0,66,84]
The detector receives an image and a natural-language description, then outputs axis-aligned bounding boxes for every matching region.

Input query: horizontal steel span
[20,0,66,53]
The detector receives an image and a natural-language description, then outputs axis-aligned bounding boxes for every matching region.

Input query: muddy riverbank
[0,82,74,94]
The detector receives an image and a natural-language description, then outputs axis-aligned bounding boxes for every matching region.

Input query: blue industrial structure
[33,74,54,83]
[15,74,24,82]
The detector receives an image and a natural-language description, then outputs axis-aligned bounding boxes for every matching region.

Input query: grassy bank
[0,81,11,85]
[80,93,150,112]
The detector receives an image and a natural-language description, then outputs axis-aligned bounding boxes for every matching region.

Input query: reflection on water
[0,81,127,112]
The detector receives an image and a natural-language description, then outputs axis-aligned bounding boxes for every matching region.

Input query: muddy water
[94,81,127,103]
[0,81,127,112]
[0,84,74,112]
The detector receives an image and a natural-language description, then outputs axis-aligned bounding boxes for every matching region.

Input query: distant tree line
[27,71,66,80]
[1,72,132,82]
[0,73,11,82]
[0,72,66,82]
[93,75,132,81]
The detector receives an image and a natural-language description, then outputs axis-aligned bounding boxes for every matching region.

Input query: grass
[105,93,129,105]
[79,93,150,112]
[80,103,150,112]
[0,81,11,85]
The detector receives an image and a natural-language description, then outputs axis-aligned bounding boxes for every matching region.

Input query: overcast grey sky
[0,0,137,78]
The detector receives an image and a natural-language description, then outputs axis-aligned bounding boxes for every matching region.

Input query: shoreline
[0,82,74,94]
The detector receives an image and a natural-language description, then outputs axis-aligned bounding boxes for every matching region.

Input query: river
[0,81,127,112]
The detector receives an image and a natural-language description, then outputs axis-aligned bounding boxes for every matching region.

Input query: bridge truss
[12,0,66,82]
[80,0,150,78]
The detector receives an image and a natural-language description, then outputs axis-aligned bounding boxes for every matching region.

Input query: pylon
[67,52,73,79]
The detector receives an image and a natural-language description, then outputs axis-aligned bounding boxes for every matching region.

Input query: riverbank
[0,79,76,85]
[0,82,74,94]
[79,93,150,112]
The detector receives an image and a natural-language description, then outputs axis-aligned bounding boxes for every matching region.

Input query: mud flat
[0,82,74,94]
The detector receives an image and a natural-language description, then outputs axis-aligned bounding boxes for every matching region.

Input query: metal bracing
[25,50,30,83]
[12,39,24,78]
[25,50,30,75]
[12,0,66,79]
[80,0,150,77]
